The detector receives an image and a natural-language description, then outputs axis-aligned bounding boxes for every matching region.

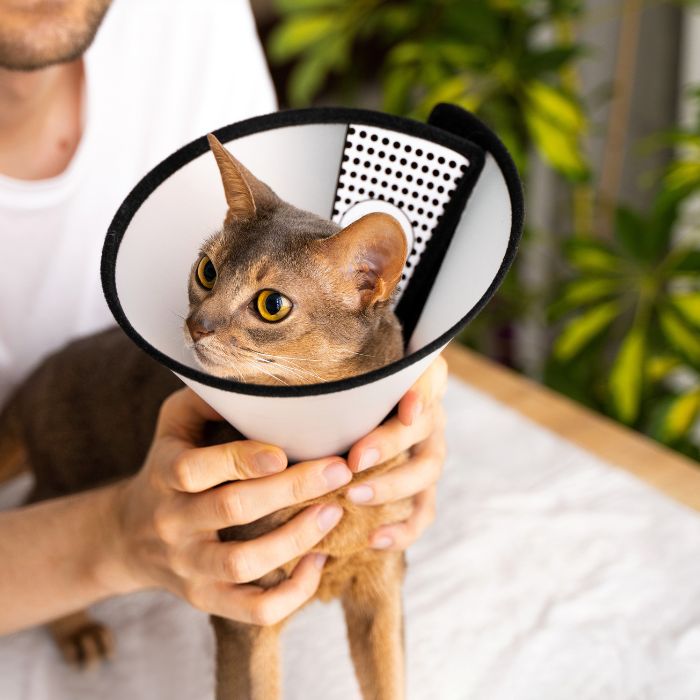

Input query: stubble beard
[0,0,113,71]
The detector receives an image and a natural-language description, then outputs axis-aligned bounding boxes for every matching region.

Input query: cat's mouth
[189,340,292,385]
[191,342,242,374]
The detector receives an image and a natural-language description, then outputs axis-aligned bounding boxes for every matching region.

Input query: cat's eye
[196,255,217,290]
[256,290,292,322]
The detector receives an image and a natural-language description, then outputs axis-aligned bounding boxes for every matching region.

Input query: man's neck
[0,60,83,180]
[0,67,58,127]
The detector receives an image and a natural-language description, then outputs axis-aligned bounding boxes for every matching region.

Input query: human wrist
[89,479,149,598]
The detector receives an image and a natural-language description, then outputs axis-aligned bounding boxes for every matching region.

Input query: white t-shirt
[0,0,277,405]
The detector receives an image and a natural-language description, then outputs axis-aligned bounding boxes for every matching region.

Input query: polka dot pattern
[332,124,470,295]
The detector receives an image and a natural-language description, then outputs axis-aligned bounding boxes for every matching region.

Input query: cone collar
[101,105,523,401]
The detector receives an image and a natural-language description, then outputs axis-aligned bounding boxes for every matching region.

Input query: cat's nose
[186,316,214,342]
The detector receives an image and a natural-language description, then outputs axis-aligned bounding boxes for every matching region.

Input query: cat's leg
[49,610,114,668]
[211,615,283,700]
[342,551,406,700]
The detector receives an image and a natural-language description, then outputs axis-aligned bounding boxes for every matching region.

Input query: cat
[0,134,413,700]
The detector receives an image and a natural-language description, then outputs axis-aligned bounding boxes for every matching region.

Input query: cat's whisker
[189,339,378,386]
[253,363,289,386]
[201,345,229,362]
[253,355,319,382]
[237,347,326,382]
[238,342,368,363]
[243,349,330,363]
[191,344,298,386]
[278,361,325,382]
[245,347,374,364]
[337,349,379,359]
[269,360,323,383]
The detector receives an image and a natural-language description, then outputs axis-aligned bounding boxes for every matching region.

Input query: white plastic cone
[101,105,523,461]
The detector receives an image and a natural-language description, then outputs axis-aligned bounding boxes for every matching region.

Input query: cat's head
[183,134,407,385]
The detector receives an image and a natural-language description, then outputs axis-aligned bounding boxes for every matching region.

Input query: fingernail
[323,462,352,490]
[411,400,424,424]
[348,484,374,504]
[317,504,343,531]
[372,535,393,549]
[357,447,380,472]
[313,553,328,570]
[254,450,285,474]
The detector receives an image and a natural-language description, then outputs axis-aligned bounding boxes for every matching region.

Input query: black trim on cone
[100,105,524,398]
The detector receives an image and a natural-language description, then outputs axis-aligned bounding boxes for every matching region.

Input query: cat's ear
[207,134,278,226]
[327,213,407,308]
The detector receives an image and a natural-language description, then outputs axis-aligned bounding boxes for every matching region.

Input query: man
[0,0,447,695]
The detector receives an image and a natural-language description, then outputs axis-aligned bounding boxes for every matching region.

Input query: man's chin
[0,0,112,71]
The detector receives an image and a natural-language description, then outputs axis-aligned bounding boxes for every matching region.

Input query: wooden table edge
[443,341,700,514]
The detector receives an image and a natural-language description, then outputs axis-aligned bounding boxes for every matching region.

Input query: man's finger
[182,457,351,529]
[187,503,342,583]
[368,487,437,551]
[160,440,288,493]
[346,428,444,505]
[204,552,326,625]
[397,355,448,427]
[347,403,441,473]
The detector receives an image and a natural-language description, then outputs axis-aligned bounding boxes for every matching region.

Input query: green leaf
[565,239,621,274]
[646,354,681,382]
[645,191,680,260]
[658,389,700,442]
[382,68,416,114]
[553,300,620,361]
[268,14,336,63]
[665,160,700,196]
[669,248,700,273]
[671,292,700,328]
[436,41,485,69]
[387,42,425,66]
[442,2,502,47]
[544,352,603,411]
[609,325,646,423]
[659,308,700,366]
[287,52,330,106]
[613,206,647,261]
[525,107,589,180]
[652,131,700,150]
[372,6,419,37]
[415,75,473,117]
[524,81,588,179]
[520,45,583,76]
[525,81,586,132]
[548,278,622,319]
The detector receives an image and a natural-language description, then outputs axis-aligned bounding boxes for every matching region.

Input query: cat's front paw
[50,611,114,669]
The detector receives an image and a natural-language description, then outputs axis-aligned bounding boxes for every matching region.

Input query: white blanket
[1,376,699,699]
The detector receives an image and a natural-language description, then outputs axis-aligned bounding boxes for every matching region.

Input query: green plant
[266,1,700,458]
[268,0,588,181]
[659,87,700,203]
[546,190,700,457]
[268,0,593,365]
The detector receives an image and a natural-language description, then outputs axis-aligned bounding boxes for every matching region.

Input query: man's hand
[106,356,448,625]
[109,389,353,627]
[346,355,448,550]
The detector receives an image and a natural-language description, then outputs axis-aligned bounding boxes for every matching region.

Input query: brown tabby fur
[0,136,411,699]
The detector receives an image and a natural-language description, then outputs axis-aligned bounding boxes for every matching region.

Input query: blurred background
[249,0,700,462]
